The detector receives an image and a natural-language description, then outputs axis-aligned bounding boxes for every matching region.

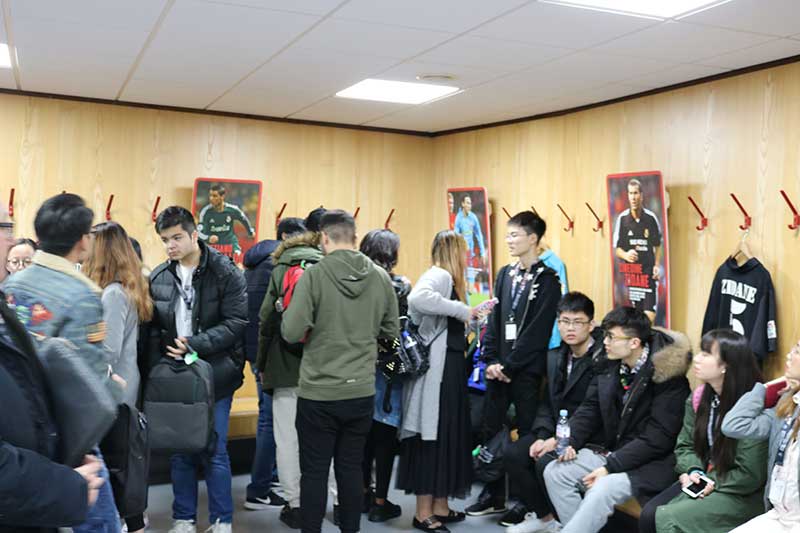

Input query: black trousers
[363,420,399,500]
[481,372,542,503]
[639,481,682,533]
[296,396,373,533]
[504,433,558,517]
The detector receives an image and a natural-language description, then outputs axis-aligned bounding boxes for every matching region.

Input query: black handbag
[36,337,118,467]
[473,427,512,483]
[99,403,150,517]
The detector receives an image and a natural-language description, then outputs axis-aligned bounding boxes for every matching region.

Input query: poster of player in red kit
[448,187,492,306]
[607,171,670,327]
[192,178,262,263]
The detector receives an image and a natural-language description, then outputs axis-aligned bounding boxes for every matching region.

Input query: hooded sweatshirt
[281,248,399,401]
[256,232,322,390]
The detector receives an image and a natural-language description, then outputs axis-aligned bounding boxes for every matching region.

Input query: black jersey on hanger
[701,257,777,360]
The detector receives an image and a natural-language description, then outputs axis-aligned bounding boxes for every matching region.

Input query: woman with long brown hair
[722,339,800,532]
[397,230,483,533]
[83,221,153,533]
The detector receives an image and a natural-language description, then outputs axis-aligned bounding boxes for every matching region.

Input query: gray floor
[146,475,502,533]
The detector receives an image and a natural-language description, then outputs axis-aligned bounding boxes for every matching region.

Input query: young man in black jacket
[467,211,561,517]
[500,292,603,532]
[149,206,248,533]
[542,307,690,533]
[242,216,305,511]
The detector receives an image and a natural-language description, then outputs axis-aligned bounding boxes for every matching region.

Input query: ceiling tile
[10,0,166,31]
[377,61,507,88]
[289,96,408,125]
[130,0,320,86]
[295,18,454,59]
[472,1,658,49]
[23,69,126,99]
[199,0,343,16]
[682,0,800,38]
[417,35,573,71]
[333,0,529,33]
[122,78,226,109]
[621,63,729,90]
[698,38,800,69]
[595,20,774,63]
[209,85,328,117]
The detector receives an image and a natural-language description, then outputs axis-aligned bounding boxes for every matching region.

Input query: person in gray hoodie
[282,209,398,533]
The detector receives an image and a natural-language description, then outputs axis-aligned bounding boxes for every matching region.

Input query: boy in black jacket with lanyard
[466,211,561,517]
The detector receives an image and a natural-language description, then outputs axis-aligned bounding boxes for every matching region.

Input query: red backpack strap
[692,385,704,412]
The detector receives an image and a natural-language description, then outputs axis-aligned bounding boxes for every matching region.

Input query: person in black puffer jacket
[147,206,248,532]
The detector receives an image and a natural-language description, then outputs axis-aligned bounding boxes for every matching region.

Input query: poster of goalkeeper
[192,178,262,262]
[448,186,492,306]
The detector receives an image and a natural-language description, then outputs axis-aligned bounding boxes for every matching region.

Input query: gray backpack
[144,357,215,454]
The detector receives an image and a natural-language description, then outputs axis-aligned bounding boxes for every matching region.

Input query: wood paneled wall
[3,60,799,382]
[432,61,800,380]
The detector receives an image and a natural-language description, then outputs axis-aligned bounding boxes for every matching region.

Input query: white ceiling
[3,0,800,133]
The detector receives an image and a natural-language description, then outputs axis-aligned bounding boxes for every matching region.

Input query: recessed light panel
[540,0,733,20]
[336,78,460,105]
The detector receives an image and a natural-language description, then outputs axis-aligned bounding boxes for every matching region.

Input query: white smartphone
[681,473,713,498]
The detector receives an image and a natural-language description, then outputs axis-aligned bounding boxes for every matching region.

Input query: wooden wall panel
[432,62,800,380]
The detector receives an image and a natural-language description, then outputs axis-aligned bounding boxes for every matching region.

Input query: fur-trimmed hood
[650,327,691,384]
[272,231,321,264]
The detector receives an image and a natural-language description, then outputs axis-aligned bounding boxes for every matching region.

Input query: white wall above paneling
[3,0,800,132]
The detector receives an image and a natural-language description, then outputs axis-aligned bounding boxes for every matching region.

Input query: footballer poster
[192,178,262,262]
[607,171,670,327]
[448,187,492,306]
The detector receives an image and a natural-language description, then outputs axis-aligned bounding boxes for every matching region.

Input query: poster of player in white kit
[192,177,262,263]
[607,171,670,327]
[448,187,492,306]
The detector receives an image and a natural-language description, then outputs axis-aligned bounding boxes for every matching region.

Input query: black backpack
[143,357,215,454]
[99,404,149,517]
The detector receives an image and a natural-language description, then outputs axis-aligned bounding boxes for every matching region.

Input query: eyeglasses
[0,221,13,237]
[604,332,633,342]
[557,318,590,328]
[7,257,32,270]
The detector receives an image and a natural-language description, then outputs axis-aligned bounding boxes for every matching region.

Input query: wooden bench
[616,498,642,519]
[228,373,259,439]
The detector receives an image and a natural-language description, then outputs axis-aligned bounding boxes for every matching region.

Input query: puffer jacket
[147,240,248,400]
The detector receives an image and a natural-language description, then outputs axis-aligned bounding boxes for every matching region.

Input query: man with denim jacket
[2,193,121,533]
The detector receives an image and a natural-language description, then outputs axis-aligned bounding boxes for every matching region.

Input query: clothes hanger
[731,229,753,266]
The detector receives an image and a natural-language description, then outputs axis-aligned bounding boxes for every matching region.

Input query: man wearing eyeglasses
[543,306,690,533]
[499,292,604,531]
[466,211,561,518]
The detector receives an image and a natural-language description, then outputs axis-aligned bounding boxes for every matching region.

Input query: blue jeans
[247,362,277,499]
[73,448,121,533]
[171,396,234,524]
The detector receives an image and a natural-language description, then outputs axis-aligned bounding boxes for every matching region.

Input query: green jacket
[281,248,398,401]
[655,395,768,533]
[255,232,323,390]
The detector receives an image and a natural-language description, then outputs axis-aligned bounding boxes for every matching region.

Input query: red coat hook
[729,193,751,231]
[7,188,14,218]
[585,202,603,232]
[502,207,511,218]
[687,196,708,231]
[384,208,395,229]
[151,196,161,223]
[105,194,114,221]
[275,202,287,229]
[556,203,574,232]
[530,205,539,216]
[353,207,360,219]
[780,190,800,230]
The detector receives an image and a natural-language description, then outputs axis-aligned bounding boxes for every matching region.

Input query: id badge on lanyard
[505,316,517,341]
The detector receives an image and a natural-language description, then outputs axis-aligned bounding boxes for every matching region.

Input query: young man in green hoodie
[282,210,399,533]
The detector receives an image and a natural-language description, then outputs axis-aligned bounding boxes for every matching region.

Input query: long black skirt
[396,349,473,499]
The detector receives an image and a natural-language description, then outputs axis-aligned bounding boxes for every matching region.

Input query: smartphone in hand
[681,474,712,498]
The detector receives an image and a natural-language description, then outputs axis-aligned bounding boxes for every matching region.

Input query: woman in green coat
[638,329,768,533]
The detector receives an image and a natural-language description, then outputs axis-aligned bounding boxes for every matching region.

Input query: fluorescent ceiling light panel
[539,0,733,20]
[0,44,11,68]
[336,78,460,105]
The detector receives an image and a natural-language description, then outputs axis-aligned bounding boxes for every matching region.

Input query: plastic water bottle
[556,409,570,456]
[402,331,416,349]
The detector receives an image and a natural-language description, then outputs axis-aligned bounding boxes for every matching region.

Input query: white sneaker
[205,519,232,533]
[507,513,546,533]
[169,520,197,533]
[541,520,562,532]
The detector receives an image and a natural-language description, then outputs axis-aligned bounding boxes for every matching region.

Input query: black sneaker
[368,500,402,522]
[465,487,506,516]
[279,505,301,529]
[244,490,287,510]
[499,503,529,527]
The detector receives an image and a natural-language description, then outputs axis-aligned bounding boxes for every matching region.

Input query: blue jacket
[373,274,411,428]
[540,249,569,350]
[454,210,485,256]
[243,239,280,364]
[2,251,120,400]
